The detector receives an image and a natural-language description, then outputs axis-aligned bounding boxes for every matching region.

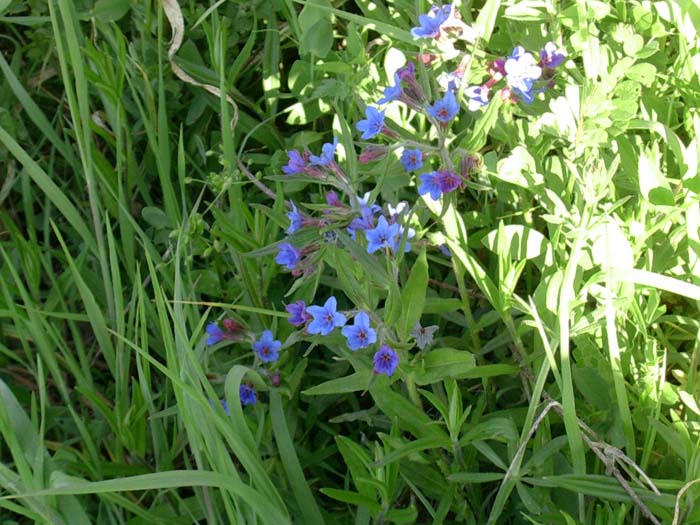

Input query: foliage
[1,0,700,524]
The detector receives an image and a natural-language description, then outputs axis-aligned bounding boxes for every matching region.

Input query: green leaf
[319,488,381,512]
[638,146,674,206]
[482,224,552,265]
[625,62,656,86]
[299,0,334,57]
[142,206,172,230]
[303,370,372,396]
[93,0,131,22]
[412,348,477,385]
[400,247,428,339]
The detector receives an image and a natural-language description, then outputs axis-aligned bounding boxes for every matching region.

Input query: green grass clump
[1,0,699,523]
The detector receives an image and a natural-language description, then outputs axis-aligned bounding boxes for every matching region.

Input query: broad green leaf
[93,0,130,21]
[482,224,553,266]
[413,348,476,385]
[400,248,428,338]
[638,147,674,206]
[303,370,372,396]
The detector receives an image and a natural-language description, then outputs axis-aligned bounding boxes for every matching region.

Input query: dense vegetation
[1,0,699,523]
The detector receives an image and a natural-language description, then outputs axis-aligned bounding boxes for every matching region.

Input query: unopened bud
[359,145,388,163]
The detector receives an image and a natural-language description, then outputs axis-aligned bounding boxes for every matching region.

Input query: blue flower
[253,330,281,363]
[356,191,382,214]
[310,137,339,166]
[307,296,347,336]
[347,207,376,240]
[286,201,303,234]
[418,172,442,200]
[341,312,377,351]
[464,86,490,111]
[206,323,226,346]
[356,107,386,140]
[275,242,301,270]
[394,224,415,253]
[505,46,542,104]
[282,150,307,175]
[401,148,423,171]
[365,216,400,254]
[540,42,566,69]
[411,4,452,39]
[378,72,402,104]
[373,345,399,376]
[286,300,311,327]
[239,385,257,406]
[427,90,460,122]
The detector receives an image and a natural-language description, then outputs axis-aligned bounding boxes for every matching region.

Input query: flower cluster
[285,296,398,377]
[204,318,285,408]
[464,42,566,109]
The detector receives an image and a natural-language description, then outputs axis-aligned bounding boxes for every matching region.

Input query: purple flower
[275,242,301,270]
[206,323,226,345]
[401,148,424,171]
[356,107,386,140]
[418,170,460,200]
[286,300,311,326]
[341,312,377,351]
[286,201,303,234]
[310,137,339,166]
[437,170,461,194]
[307,296,347,336]
[377,72,402,104]
[387,201,408,218]
[411,4,452,39]
[427,90,460,122]
[373,345,399,376]
[505,46,542,104]
[441,71,463,92]
[239,385,257,406]
[540,42,566,69]
[282,150,307,175]
[465,85,490,111]
[365,216,400,254]
[253,330,282,363]
[347,207,376,240]
[326,191,343,207]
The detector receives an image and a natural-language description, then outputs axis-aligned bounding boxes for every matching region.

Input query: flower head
[373,345,399,376]
[377,72,402,104]
[282,150,307,175]
[341,312,377,351]
[394,224,416,253]
[410,322,439,350]
[387,201,408,218]
[286,201,303,234]
[307,296,347,336]
[411,4,452,39]
[253,330,282,363]
[418,170,460,200]
[239,384,257,406]
[401,148,424,171]
[310,137,339,166]
[365,216,400,254]
[326,191,343,207]
[286,300,311,326]
[540,42,566,69]
[356,107,386,140]
[275,242,301,270]
[205,323,226,346]
[347,207,376,240]
[505,46,542,104]
[356,191,382,214]
[427,90,460,122]
[418,172,442,200]
[464,85,490,111]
